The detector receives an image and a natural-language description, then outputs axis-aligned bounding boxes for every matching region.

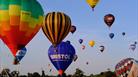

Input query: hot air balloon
[66,40,71,44]
[122,32,126,36]
[99,45,104,52]
[89,40,95,47]
[86,62,89,65]
[130,44,136,51]
[73,55,78,62]
[104,14,115,28]
[134,41,137,45]
[48,41,76,76]
[13,47,27,65]
[86,0,100,11]
[42,12,71,47]
[109,33,114,39]
[0,0,44,57]
[49,69,52,72]
[115,58,138,77]
[70,25,76,34]
[82,45,85,50]
[79,39,83,44]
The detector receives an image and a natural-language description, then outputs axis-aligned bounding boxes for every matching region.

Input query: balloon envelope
[115,58,138,77]
[13,47,27,65]
[99,45,104,52]
[82,45,85,50]
[130,44,136,51]
[89,40,95,47]
[79,39,83,44]
[122,32,126,36]
[48,42,76,75]
[104,14,115,28]
[73,55,78,62]
[134,41,137,45]
[70,25,76,34]
[109,33,114,39]
[86,0,99,11]
[0,0,44,56]
[42,12,71,46]
[86,62,89,65]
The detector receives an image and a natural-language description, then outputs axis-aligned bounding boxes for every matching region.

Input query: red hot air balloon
[115,58,138,77]
[104,14,115,28]
[70,25,76,34]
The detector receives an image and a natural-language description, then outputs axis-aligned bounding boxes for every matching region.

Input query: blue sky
[0,0,138,75]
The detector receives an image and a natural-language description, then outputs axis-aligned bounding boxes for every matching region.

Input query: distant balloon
[122,32,126,36]
[130,44,136,51]
[115,58,138,77]
[104,14,115,28]
[48,64,51,67]
[86,62,89,65]
[89,40,95,47]
[13,47,27,65]
[86,0,100,11]
[70,25,76,34]
[66,40,71,44]
[134,41,137,45]
[82,45,86,50]
[49,69,52,72]
[42,12,71,46]
[109,33,114,39]
[99,45,104,52]
[48,42,76,76]
[79,39,83,44]
[73,55,78,62]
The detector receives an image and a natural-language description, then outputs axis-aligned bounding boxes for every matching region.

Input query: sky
[0,0,138,76]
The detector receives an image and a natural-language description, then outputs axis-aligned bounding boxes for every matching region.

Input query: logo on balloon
[50,54,71,61]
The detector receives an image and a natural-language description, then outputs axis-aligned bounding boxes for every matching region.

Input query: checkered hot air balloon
[115,58,138,77]
[0,0,44,57]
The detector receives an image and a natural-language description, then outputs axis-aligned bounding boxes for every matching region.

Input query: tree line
[0,68,116,77]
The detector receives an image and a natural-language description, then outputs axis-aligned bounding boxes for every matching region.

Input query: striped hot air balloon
[0,0,44,56]
[42,12,71,46]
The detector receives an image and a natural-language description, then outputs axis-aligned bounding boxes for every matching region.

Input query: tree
[32,72,41,77]
[11,70,19,77]
[72,68,84,77]
[1,68,11,77]
[41,70,46,77]
[89,74,94,77]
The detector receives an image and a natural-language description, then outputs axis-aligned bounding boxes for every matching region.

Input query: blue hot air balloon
[13,47,27,65]
[48,41,76,76]
[130,44,136,51]
[134,41,137,45]
[109,33,114,39]
[79,39,83,44]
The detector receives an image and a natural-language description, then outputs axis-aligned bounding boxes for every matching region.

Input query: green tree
[32,72,41,77]
[72,68,84,77]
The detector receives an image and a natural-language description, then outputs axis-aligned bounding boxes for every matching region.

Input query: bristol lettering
[50,54,71,60]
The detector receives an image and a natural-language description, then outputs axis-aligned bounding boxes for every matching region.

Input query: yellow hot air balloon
[86,0,99,11]
[89,40,95,47]
[42,12,71,46]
